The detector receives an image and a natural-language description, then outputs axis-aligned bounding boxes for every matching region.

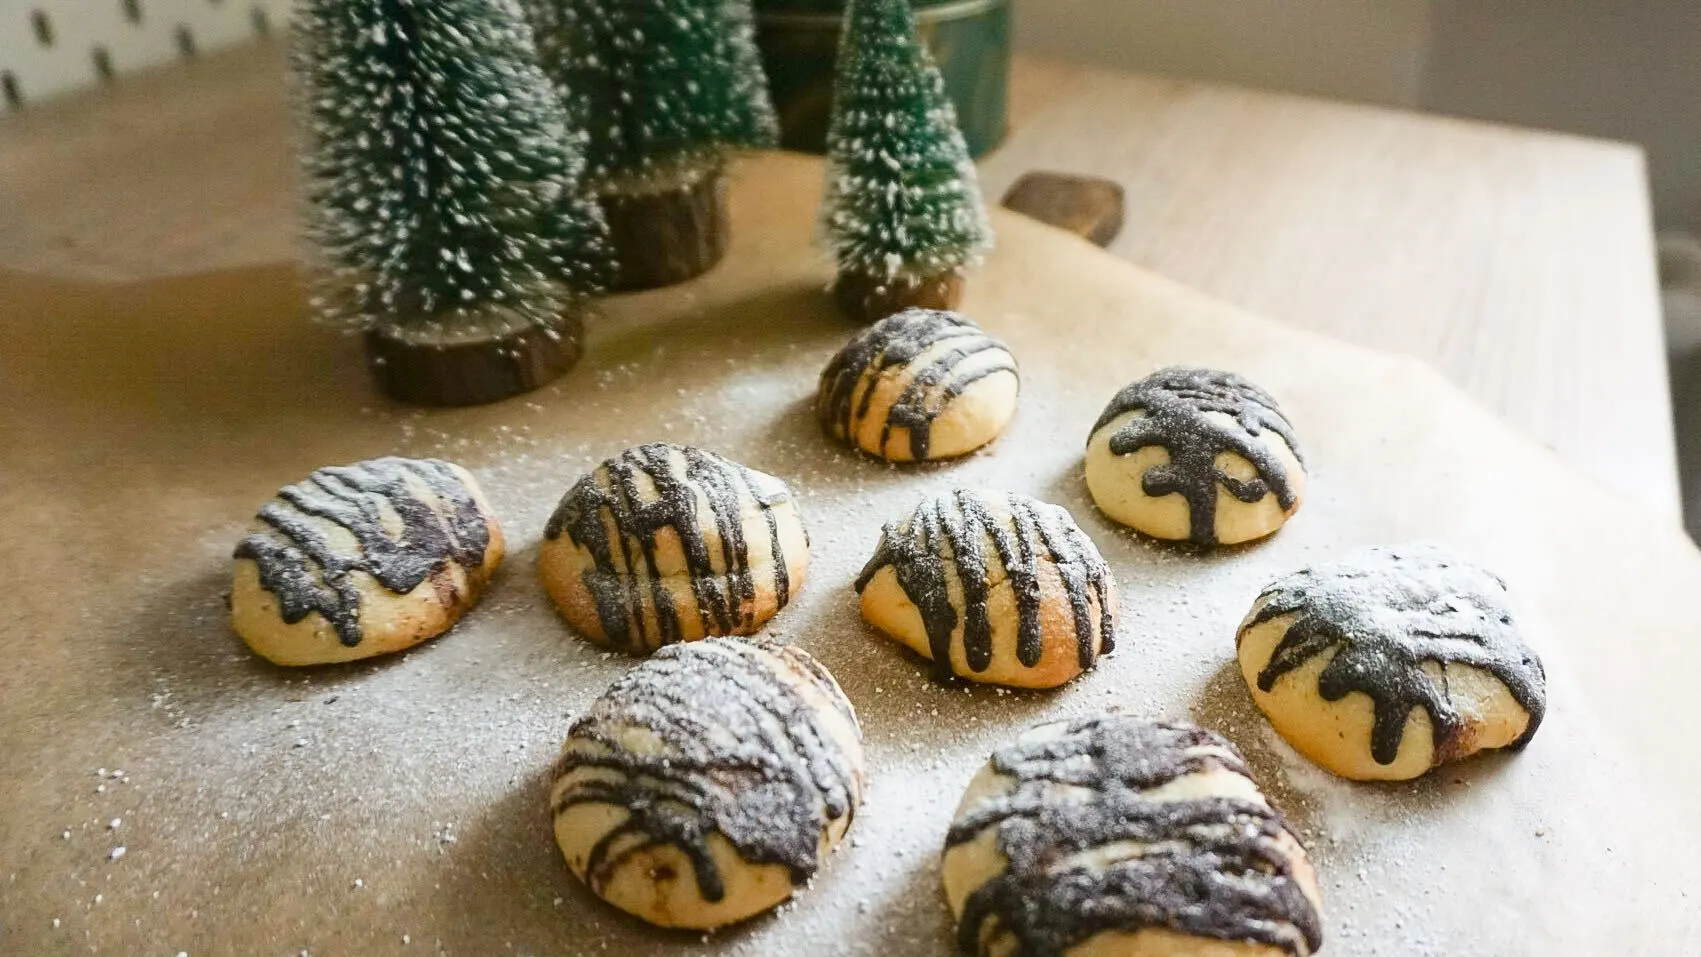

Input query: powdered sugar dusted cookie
[551,638,865,929]
[1086,367,1305,547]
[817,308,1019,462]
[943,715,1324,956]
[1237,543,1547,781]
[856,489,1116,689]
[539,443,809,654]
[230,457,504,666]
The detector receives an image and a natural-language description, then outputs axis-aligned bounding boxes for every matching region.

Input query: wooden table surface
[0,41,1679,516]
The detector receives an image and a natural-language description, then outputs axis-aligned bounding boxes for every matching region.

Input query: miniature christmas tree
[530,0,778,289]
[295,0,612,406]
[820,0,993,323]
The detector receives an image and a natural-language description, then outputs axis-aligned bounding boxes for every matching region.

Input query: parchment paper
[3,153,1699,956]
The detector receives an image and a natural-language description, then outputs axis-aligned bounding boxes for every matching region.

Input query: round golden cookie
[230,456,504,666]
[1085,367,1305,547]
[538,443,810,654]
[855,489,1117,689]
[817,308,1019,462]
[551,637,865,930]
[1237,543,1548,781]
[943,715,1324,957]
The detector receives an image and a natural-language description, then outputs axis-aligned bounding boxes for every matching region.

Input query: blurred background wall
[1016,0,1434,110]
[1424,0,1701,236]
[0,0,289,106]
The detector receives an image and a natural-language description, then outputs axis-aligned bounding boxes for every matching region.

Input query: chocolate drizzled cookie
[551,639,864,927]
[1245,543,1547,766]
[234,457,494,648]
[943,715,1324,957]
[1088,367,1304,546]
[817,308,1019,461]
[541,443,808,653]
[855,489,1116,688]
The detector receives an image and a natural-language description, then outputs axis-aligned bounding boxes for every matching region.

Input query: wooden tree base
[364,315,584,407]
[602,171,730,291]
[832,270,966,324]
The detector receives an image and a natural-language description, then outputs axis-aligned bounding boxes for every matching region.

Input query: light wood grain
[980,63,1679,518]
[0,41,1678,515]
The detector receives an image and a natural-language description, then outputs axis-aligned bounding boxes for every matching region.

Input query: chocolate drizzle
[1090,367,1303,546]
[233,457,491,647]
[854,489,1115,680]
[1247,543,1547,765]
[543,443,801,653]
[553,638,862,904]
[817,308,1018,460]
[945,716,1323,957]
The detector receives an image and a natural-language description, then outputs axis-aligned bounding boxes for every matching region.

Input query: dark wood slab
[1000,171,1125,247]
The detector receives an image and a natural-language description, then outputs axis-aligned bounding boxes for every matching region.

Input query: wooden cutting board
[2,152,1698,955]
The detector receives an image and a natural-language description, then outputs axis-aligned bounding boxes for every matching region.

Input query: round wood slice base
[364,316,584,407]
[832,271,966,324]
[602,171,730,291]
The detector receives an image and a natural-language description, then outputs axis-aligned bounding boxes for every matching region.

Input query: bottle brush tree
[819,0,993,323]
[295,0,612,406]
[530,0,778,289]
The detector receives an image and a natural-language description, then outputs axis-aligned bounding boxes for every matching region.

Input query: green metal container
[753,0,1011,158]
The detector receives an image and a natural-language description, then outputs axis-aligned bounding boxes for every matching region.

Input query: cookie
[230,457,504,666]
[817,308,1019,462]
[856,489,1116,689]
[1085,367,1305,547]
[1237,543,1547,781]
[943,715,1324,957]
[551,638,865,930]
[539,443,810,654]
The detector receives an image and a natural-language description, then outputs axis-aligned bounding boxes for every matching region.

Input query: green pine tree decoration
[531,0,778,289]
[295,0,613,406]
[820,0,993,323]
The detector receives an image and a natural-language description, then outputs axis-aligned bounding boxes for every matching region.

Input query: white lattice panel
[0,0,291,110]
